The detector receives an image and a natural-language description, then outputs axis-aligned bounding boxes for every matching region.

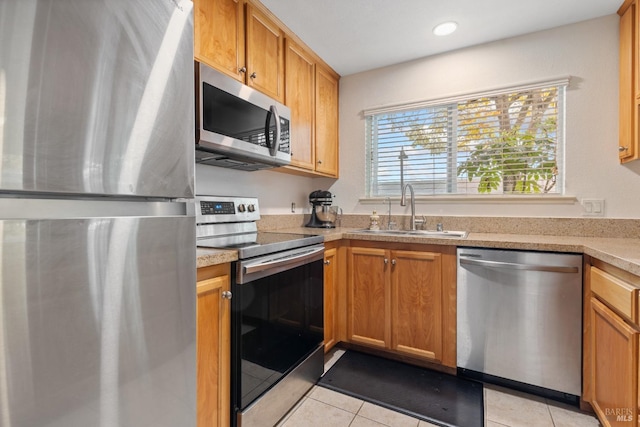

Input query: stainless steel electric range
[196,195,325,427]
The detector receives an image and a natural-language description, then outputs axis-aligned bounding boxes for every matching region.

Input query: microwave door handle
[266,105,281,156]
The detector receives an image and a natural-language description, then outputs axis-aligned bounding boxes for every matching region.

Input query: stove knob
[237,204,246,213]
[247,204,256,212]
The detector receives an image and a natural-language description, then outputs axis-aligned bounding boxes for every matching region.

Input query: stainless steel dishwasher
[456,248,582,404]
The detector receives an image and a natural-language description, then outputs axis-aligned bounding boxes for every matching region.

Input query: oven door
[231,244,324,421]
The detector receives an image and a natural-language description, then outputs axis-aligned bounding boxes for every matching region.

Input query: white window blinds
[365,78,568,197]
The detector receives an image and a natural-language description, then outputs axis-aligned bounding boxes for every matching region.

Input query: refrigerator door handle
[459,257,579,274]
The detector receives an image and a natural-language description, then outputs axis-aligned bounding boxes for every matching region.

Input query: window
[365,78,568,198]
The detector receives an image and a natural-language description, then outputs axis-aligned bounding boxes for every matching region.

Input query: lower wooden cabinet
[197,264,231,427]
[323,245,338,352]
[346,242,456,367]
[391,250,443,361]
[590,297,638,426]
[586,262,640,426]
[348,247,390,349]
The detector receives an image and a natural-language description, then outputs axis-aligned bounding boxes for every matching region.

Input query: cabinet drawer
[591,266,640,324]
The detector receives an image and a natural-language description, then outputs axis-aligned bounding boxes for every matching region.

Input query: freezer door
[0,0,194,198]
[0,216,196,427]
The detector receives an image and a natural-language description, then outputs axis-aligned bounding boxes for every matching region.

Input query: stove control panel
[195,195,260,224]
[200,201,236,215]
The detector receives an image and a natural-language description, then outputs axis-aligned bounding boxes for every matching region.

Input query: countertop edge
[196,228,640,277]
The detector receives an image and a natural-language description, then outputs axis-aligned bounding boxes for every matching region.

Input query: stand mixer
[306,190,337,228]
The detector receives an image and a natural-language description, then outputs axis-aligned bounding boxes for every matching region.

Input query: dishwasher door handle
[459,257,579,273]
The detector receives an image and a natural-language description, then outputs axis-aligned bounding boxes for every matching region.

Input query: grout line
[349,412,394,427]
[546,401,556,427]
[306,391,364,416]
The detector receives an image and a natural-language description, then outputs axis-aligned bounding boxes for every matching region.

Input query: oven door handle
[243,246,324,276]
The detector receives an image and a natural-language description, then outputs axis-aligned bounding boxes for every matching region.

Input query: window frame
[364,77,570,199]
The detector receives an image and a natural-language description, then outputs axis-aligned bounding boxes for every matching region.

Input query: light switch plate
[581,199,605,217]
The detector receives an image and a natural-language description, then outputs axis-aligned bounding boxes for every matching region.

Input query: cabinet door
[197,265,231,427]
[590,297,638,426]
[324,247,338,352]
[285,39,315,170]
[619,1,637,162]
[315,64,339,177]
[194,0,245,81]
[245,3,284,102]
[390,250,443,361]
[348,247,390,349]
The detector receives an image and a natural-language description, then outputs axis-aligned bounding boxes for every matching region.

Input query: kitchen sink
[353,229,468,239]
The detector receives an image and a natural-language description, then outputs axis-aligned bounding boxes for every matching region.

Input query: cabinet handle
[391,259,396,265]
[619,146,629,152]
[250,72,257,79]
[222,291,233,300]
[324,260,331,265]
[317,160,323,164]
[239,67,246,74]
[384,258,388,265]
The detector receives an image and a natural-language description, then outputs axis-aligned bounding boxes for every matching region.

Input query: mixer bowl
[315,205,337,223]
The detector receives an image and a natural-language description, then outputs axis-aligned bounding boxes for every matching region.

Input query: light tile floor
[278,349,602,427]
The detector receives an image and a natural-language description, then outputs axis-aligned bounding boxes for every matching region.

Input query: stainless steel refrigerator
[0,1,196,426]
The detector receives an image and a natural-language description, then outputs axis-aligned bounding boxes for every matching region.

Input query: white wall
[195,164,335,214]
[331,14,640,219]
[196,15,640,218]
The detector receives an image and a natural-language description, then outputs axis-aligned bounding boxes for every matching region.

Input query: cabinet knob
[324,260,331,265]
[619,146,629,152]
[384,258,388,265]
[317,160,323,164]
[391,259,396,265]
[239,67,247,74]
[250,72,257,79]
[222,291,233,300]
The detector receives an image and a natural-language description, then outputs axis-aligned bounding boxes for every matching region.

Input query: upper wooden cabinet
[283,41,340,178]
[194,0,340,175]
[194,0,284,102]
[618,0,639,162]
[194,0,245,81]
[285,39,316,171]
[314,64,340,177]
[244,3,284,101]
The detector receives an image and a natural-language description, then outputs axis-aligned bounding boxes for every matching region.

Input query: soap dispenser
[369,211,380,230]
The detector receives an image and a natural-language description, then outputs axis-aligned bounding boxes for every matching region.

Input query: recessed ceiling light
[433,21,457,36]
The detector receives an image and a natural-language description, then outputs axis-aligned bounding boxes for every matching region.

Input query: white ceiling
[260,0,623,76]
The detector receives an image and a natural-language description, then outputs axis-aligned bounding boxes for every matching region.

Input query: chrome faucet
[400,184,422,231]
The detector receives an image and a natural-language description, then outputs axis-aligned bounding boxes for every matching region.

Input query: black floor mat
[318,351,483,427]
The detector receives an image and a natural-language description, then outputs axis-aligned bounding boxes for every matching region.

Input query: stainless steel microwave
[195,61,291,171]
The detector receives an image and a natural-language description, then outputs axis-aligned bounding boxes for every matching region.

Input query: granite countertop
[196,227,640,277]
[196,247,238,268]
